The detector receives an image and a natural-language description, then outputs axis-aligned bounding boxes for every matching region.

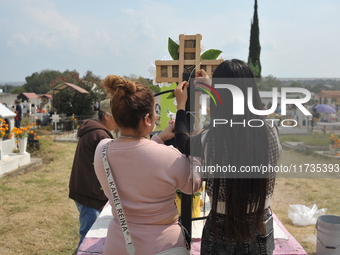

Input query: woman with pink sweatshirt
[94,75,201,255]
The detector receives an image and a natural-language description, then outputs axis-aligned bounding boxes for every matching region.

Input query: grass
[271,149,340,255]
[1,130,340,254]
[0,129,79,255]
[279,132,333,146]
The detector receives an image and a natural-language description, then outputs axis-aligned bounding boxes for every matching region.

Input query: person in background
[14,99,22,128]
[69,99,118,249]
[267,101,272,111]
[174,59,282,255]
[312,100,319,116]
[275,103,281,114]
[94,75,201,254]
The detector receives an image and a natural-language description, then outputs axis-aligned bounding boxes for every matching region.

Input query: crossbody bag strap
[102,142,136,255]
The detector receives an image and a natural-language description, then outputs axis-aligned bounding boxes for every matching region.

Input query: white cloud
[1,0,340,81]
[13,33,29,44]
[7,0,80,49]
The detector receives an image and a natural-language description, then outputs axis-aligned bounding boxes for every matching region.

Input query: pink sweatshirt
[94,135,201,254]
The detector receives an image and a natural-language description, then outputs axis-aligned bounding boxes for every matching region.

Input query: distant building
[17,93,39,117]
[17,92,39,102]
[318,90,340,104]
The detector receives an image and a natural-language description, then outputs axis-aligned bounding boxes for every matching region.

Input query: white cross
[51,112,61,132]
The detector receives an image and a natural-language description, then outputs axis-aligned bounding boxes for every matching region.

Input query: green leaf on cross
[201,49,222,60]
[168,37,179,60]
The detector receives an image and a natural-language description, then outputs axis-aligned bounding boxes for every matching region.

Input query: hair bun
[102,75,136,97]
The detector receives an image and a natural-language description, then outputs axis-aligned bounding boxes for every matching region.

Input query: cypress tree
[248,0,261,78]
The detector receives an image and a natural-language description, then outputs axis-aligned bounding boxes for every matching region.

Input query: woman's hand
[195,69,212,87]
[158,120,175,141]
[174,81,189,111]
[196,69,209,78]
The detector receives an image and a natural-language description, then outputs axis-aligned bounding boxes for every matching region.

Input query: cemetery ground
[1,131,340,255]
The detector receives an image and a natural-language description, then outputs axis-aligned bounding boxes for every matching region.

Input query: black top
[174,109,281,201]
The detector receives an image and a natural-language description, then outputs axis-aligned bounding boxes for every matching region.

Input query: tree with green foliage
[123,74,160,93]
[0,84,24,94]
[50,70,106,117]
[308,83,331,94]
[289,81,303,87]
[10,86,25,94]
[23,70,62,94]
[258,75,283,91]
[248,0,262,78]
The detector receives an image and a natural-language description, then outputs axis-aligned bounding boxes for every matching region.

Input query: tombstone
[293,108,309,129]
[51,113,61,133]
[0,104,16,156]
[278,107,309,135]
[0,103,31,177]
[22,100,30,117]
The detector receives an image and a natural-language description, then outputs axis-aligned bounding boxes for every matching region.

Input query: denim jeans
[74,201,102,248]
[200,209,274,255]
[15,119,21,128]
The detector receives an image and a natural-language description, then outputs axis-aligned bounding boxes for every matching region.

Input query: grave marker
[51,112,60,133]
[154,34,223,130]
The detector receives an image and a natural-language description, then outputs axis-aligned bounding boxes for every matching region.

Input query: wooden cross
[155,34,223,84]
[154,34,223,242]
[51,112,60,133]
[155,34,223,131]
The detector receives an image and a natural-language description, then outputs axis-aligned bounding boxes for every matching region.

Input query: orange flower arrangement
[0,118,11,139]
[12,126,30,139]
[330,133,340,147]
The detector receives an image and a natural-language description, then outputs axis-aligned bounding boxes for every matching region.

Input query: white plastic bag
[288,204,327,226]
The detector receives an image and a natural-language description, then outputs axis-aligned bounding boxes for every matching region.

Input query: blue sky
[0,0,339,83]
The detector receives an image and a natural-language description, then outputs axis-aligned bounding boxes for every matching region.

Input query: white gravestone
[51,113,61,133]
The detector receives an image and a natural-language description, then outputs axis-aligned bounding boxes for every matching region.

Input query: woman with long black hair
[174,59,281,254]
